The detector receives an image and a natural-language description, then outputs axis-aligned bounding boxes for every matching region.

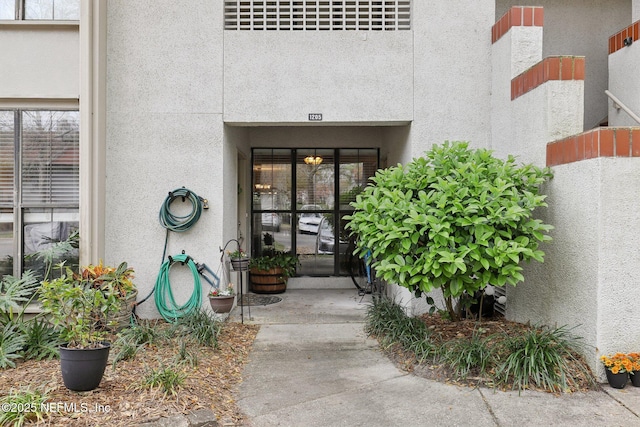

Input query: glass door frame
[251,147,379,277]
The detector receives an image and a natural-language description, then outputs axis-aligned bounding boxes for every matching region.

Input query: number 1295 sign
[308,113,323,121]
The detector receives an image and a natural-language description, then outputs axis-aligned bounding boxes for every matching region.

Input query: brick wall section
[609,20,640,54]
[547,128,640,166]
[492,6,544,44]
[511,56,585,100]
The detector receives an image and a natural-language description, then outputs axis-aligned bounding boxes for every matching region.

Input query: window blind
[21,111,79,206]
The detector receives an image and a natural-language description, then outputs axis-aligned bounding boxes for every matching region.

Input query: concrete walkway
[233,289,640,427]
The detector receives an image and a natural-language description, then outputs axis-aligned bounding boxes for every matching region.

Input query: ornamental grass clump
[346,141,553,321]
[494,325,588,392]
[365,297,435,362]
[440,327,495,380]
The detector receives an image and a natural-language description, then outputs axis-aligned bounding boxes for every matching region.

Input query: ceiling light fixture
[304,155,323,165]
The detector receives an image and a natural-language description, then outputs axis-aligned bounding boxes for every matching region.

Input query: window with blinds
[0,0,80,20]
[0,112,14,206]
[21,111,79,206]
[0,109,79,277]
[224,0,411,31]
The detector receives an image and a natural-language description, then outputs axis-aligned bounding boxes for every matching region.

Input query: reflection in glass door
[295,149,334,275]
[252,148,378,277]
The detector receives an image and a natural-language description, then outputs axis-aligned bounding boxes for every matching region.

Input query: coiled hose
[154,253,202,322]
[158,187,205,232]
[135,187,207,319]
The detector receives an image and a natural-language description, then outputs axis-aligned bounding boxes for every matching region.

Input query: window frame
[251,147,379,277]
[0,108,79,278]
[0,0,80,21]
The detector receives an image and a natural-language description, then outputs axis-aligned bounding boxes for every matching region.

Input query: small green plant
[248,249,300,280]
[440,328,495,380]
[493,325,586,392]
[176,340,198,367]
[112,340,139,368]
[0,322,26,369]
[112,322,162,368]
[39,263,121,348]
[144,365,187,396]
[170,308,220,347]
[0,387,50,426]
[365,298,435,362]
[119,321,161,346]
[21,318,62,361]
[0,272,39,323]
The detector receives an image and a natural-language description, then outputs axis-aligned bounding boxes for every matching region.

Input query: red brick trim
[609,20,640,54]
[511,56,585,100]
[492,6,544,44]
[547,128,640,166]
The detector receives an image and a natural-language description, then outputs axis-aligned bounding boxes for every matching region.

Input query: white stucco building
[1,0,640,379]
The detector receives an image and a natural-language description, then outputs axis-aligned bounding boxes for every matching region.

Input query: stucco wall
[507,162,600,371]
[597,158,640,373]
[409,0,494,157]
[491,25,544,163]
[105,1,226,318]
[0,23,78,98]
[608,38,640,126]
[511,156,640,377]
[497,0,631,130]
[224,31,413,125]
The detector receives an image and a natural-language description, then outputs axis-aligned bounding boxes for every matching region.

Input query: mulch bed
[380,312,598,393]
[0,322,259,426]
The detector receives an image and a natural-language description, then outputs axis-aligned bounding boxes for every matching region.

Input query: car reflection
[316,216,334,254]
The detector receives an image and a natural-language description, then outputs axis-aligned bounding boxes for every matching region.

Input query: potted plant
[248,249,299,294]
[81,261,137,329]
[208,283,235,313]
[228,248,250,271]
[627,353,640,387]
[39,263,122,391]
[600,353,632,389]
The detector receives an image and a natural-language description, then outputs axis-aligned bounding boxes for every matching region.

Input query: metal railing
[605,90,640,125]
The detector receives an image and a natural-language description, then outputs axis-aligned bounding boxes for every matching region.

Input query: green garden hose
[135,187,208,317]
[154,253,202,322]
[158,187,206,232]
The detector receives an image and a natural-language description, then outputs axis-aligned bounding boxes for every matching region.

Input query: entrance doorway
[251,148,378,276]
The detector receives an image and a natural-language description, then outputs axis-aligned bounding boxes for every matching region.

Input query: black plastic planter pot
[59,342,111,391]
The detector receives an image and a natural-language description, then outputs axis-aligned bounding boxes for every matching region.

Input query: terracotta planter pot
[209,295,235,313]
[250,267,286,294]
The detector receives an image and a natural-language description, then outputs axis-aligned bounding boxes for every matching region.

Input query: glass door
[251,148,378,277]
[295,149,334,275]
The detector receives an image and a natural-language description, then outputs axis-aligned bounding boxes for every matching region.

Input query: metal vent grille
[224,1,411,31]
[493,286,507,316]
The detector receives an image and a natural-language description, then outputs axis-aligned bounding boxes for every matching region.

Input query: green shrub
[346,141,553,320]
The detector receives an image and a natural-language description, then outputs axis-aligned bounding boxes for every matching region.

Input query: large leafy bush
[346,141,553,320]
